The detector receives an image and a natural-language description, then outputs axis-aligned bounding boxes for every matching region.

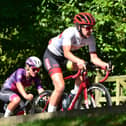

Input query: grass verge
[17,113,126,126]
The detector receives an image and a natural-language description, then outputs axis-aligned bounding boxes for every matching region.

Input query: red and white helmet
[73,12,96,26]
[26,56,42,68]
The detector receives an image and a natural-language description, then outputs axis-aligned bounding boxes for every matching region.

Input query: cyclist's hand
[106,62,114,72]
[25,94,33,101]
[77,60,86,70]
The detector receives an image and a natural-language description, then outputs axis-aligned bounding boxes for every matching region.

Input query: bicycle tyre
[77,83,112,109]
[32,90,52,113]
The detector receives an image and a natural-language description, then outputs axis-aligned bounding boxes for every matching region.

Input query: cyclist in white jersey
[0,56,44,117]
[43,12,110,112]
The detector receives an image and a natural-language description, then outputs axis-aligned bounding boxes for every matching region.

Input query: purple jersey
[2,68,42,92]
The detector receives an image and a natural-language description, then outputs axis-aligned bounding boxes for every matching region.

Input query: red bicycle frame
[63,67,110,111]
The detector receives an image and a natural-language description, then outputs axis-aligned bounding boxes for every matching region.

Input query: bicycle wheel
[31,90,52,113]
[77,83,112,109]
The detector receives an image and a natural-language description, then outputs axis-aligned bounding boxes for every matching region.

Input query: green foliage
[0,0,126,91]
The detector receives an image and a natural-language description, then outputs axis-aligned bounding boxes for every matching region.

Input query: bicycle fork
[83,82,89,109]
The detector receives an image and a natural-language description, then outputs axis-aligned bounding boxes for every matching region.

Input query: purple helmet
[26,56,42,68]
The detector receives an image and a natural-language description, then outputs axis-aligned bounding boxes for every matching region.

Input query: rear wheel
[77,83,112,109]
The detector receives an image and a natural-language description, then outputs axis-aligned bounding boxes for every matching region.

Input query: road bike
[32,62,112,113]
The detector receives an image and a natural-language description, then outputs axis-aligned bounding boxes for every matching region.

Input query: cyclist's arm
[90,52,108,68]
[37,88,44,94]
[63,45,85,64]
[63,45,85,69]
[16,82,33,100]
[34,77,44,94]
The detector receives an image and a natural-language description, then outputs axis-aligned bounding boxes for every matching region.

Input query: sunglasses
[31,67,40,72]
[81,25,93,30]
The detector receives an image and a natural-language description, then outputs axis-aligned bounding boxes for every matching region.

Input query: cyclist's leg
[66,60,82,94]
[48,72,65,112]
[43,49,65,112]
[0,89,21,117]
[72,76,82,94]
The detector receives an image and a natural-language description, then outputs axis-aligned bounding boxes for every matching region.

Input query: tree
[0,0,126,88]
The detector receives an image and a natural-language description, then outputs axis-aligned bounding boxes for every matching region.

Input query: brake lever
[107,61,113,72]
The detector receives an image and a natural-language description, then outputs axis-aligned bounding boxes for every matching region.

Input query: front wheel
[77,83,112,109]
[31,90,52,113]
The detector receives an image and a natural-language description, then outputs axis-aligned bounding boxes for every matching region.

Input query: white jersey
[48,27,96,56]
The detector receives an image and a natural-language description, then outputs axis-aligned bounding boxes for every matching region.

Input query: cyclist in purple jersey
[0,56,44,117]
[43,12,111,112]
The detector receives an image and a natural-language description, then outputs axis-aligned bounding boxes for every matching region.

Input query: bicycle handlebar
[98,68,110,83]
[19,100,31,110]
[64,63,111,83]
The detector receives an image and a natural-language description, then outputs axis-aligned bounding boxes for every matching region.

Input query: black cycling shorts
[43,49,67,77]
[0,88,20,103]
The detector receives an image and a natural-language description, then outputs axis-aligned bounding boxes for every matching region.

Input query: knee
[53,80,65,93]
[56,84,65,93]
[12,96,21,105]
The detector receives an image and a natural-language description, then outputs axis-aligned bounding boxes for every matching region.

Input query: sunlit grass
[17,113,126,126]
